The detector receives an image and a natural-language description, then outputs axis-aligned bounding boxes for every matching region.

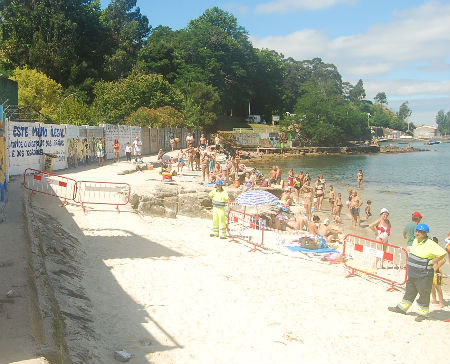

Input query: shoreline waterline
[244,141,450,249]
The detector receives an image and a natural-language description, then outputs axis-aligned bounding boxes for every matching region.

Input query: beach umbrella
[235,190,278,206]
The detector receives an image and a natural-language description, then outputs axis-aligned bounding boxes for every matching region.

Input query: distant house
[413,125,437,139]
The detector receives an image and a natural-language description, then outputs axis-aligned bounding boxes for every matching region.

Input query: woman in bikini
[301,180,314,220]
[293,171,303,203]
[328,185,336,215]
[243,171,253,191]
[315,176,325,212]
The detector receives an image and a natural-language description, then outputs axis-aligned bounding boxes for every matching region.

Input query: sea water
[248,141,450,248]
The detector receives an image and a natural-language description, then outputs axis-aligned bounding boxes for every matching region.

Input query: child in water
[365,200,372,220]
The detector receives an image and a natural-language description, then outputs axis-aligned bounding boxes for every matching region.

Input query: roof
[415,125,437,130]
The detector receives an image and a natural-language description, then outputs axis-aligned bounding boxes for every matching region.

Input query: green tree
[436,109,450,135]
[59,93,92,125]
[101,0,150,80]
[0,0,108,87]
[135,26,180,83]
[281,80,367,145]
[282,58,310,113]
[180,82,220,128]
[374,92,387,105]
[180,7,256,116]
[126,106,184,127]
[397,101,412,121]
[251,48,285,121]
[282,57,342,114]
[10,67,62,120]
[91,72,183,124]
[348,79,366,103]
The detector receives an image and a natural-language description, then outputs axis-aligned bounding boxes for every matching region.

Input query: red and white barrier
[75,180,131,213]
[226,208,265,252]
[23,168,77,206]
[23,169,131,213]
[343,234,408,291]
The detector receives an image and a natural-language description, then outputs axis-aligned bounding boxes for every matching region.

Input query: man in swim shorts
[349,190,362,228]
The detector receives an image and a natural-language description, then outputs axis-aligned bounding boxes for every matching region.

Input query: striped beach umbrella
[235,190,279,206]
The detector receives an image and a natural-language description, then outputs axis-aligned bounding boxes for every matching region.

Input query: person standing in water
[357,169,364,188]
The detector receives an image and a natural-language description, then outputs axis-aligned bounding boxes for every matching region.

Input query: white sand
[23,154,450,363]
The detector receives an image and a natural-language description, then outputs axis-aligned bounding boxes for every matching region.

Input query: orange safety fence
[23,169,130,213]
[74,180,131,213]
[343,234,408,291]
[226,208,265,252]
[23,168,77,206]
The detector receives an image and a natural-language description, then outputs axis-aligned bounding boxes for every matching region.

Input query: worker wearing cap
[389,223,447,322]
[403,211,423,251]
[209,180,229,238]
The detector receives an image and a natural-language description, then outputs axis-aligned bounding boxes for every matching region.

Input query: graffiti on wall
[233,133,260,146]
[67,137,96,167]
[8,122,67,175]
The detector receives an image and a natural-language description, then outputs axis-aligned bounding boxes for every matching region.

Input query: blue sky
[101,0,450,126]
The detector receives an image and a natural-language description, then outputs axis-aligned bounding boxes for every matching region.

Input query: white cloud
[255,0,355,14]
[253,1,450,75]
[329,1,450,66]
[364,80,450,98]
[250,29,328,56]
[251,1,450,122]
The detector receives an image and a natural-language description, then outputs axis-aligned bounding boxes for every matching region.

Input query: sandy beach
[2,151,450,364]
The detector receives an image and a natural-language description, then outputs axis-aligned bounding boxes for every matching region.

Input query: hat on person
[416,223,429,233]
[412,211,422,218]
[380,208,389,214]
[216,180,224,186]
[323,218,330,225]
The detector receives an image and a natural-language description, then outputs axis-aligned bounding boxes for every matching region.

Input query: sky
[101,0,450,126]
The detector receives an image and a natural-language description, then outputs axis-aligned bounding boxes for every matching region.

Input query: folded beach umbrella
[235,190,278,206]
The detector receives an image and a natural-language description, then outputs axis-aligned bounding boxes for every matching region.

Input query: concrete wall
[4,121,209,176]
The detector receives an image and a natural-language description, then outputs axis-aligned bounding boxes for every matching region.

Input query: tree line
[0,0,429,145]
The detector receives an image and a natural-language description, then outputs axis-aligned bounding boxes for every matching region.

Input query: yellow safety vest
[209,189,229,208]
[410,237,446,259]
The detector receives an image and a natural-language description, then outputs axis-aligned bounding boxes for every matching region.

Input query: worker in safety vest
[388,223,446,322]
[209,180,229,239]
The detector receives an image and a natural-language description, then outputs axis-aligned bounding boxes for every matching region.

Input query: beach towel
[286,246,339,254]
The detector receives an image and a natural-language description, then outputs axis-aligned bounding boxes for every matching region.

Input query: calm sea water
[248,141,450,247]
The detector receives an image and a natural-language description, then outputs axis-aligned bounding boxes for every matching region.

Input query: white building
[413,125,437,139]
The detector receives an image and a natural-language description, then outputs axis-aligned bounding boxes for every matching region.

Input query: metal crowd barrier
[226,208,265,252]
[23,168,77,206]
[23,169,130,213]
[343,234,408,291]
[75,180,131,213]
